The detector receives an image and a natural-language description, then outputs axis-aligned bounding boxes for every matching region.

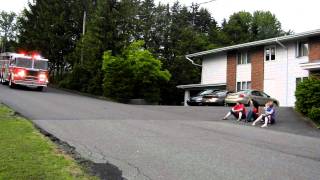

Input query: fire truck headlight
[17,70,26,77]
[39,74,47,82]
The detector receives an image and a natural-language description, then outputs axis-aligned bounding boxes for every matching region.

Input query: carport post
[184,90,190,106]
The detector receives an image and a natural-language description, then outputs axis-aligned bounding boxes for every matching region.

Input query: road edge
[293,108,320,129]
[1,102,125,180]
[48,84,117,103]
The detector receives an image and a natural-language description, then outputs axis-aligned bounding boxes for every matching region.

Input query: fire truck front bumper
[13,80,48,87]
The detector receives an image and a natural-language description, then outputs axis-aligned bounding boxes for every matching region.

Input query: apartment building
[178,29,320,106]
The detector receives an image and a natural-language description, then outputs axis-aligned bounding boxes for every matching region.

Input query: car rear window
[237,90,250,95]
[215,91,227,96]
[199,89,214,96]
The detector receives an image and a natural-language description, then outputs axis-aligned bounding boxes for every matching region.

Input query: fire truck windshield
[34,60,48,70]
[16,58,32,68]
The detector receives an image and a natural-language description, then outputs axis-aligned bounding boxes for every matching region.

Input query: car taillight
[39,73,47,82]
[239,94,245,98]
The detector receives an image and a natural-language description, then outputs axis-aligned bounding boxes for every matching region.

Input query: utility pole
[190,0,216,26]
[80,10,86,65]
[0,38,3,53]
[191,2,197,26]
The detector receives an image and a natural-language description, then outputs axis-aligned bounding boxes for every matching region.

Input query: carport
[177,83,226,106]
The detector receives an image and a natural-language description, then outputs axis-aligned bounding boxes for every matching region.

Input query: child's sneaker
[261,124,267,128]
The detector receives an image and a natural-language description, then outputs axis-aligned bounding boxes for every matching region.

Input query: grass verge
[0,104,97,180]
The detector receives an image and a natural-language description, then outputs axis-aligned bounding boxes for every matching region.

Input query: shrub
[102,41,171,103]
[295,76,320,115]
[58,65,91,93]
[308,107,320,124]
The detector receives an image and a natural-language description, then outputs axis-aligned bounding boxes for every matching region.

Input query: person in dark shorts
[222,101,246,121]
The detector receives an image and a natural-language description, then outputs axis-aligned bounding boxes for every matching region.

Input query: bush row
[295,75,320,124]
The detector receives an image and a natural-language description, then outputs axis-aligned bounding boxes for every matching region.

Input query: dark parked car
[202,90,231,106]
[187,89,219,106]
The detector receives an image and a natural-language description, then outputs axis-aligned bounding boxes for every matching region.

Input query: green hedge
[295,76,320,124]
[308,107,320,124]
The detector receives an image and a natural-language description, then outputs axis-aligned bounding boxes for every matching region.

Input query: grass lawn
[0,104,97,180]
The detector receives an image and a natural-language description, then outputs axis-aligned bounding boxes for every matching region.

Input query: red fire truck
[0,52,49,91]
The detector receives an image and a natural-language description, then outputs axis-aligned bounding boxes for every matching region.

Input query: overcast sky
[1,0,319,33]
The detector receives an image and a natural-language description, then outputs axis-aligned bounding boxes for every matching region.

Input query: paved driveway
[0,85,319,180]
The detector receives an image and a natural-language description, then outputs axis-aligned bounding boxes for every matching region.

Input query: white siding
[236,64,251,82]
[287,43,309,106]
[264,44,287,106]
[201,53,227,84]
[264,43,309,107]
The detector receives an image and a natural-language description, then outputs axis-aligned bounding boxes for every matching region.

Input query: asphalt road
[0,85,320,180]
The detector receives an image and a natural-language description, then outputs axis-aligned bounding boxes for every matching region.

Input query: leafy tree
[0,11,17,52]
[251,11,285,40]
[221,11,252,45]
[102,40,171,102]
[220,10,290,45]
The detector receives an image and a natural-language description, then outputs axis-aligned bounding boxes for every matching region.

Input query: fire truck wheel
[1,78,5,85]
[36,86,44,91]
[2,80,8,85]
[9,79,15,89]
[0,76,4,85]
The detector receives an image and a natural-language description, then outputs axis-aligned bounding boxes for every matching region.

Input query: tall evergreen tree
[0,11,17,52]
[18,0,86,80]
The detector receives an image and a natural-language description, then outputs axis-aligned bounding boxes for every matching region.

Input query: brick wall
[227,52,237,92]
[309,36,320,62]
[250,47,264,91]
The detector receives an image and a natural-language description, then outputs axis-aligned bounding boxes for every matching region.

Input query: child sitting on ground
[246,99,259,122]
[252,101,275,128]
[222,101,246,121]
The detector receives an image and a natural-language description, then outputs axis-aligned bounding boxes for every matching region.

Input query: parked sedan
[202,90,231,106]
[187,89,219,106]
[225,89,279,106]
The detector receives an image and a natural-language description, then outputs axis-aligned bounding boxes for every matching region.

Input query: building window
[237,81,251,91]
[237,51,251,65]
[296,77,308,87]
[265,46,276,61]
[296,41,309,57]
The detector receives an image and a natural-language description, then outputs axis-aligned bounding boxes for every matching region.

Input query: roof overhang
[186,29,320,58]
[300,61,320,70]
[177,83,226,90]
